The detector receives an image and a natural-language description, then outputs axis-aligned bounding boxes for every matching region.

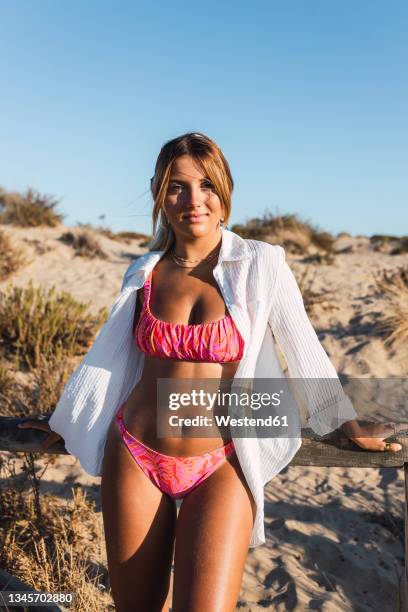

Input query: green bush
[0,283,108,369]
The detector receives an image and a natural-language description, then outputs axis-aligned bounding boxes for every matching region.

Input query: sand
[1,224,406,611]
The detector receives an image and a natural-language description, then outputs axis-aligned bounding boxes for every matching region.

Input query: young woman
[19,133,401,612]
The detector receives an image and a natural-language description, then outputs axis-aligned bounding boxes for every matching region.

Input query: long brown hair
[147,132,234,251]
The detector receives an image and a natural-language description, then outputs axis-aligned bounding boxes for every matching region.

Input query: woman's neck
[172,229,222,261]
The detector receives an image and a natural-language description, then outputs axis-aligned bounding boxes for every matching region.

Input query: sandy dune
[1,225,406,611]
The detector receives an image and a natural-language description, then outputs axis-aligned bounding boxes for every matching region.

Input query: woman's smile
[182,212,209,223]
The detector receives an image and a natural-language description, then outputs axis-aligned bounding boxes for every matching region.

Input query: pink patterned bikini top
[134,271,245,362]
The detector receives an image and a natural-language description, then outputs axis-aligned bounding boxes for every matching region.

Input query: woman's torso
[121,254,243,456]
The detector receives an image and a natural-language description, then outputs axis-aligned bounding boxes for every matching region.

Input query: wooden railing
[1,416,407,610]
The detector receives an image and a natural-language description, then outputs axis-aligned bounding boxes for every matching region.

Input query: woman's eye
[168,181,215,192]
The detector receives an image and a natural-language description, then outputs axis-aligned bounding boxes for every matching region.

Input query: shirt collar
[133,227,250,277]
[218,227,250,262]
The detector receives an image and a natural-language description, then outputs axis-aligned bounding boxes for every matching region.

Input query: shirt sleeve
[268,245,358,436]
[121,262,134,291]
[121,257,147,291]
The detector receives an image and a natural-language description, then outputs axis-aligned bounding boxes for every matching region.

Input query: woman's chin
[177,222,217,238]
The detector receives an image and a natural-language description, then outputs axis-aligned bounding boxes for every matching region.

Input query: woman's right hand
[17,420,63,450]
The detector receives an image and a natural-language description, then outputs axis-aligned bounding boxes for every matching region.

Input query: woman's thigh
[172,452,256,612]
[101,419,177,612]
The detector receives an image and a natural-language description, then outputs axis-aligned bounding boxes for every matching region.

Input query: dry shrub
[0,366,15,413]
[391,237,408,255]
[370,234,398,243]
[310,231,334,252]
[0,187,64,227]
[231,211,335,256]
[77,223,151,245]
[29,355,73,416]
[370,234,408,255]
[0,455,112,610]
[59,230,107,259]
[98,227,152,244]
[0,283,108,369]
[296,266,337,315]
[0,356,73,418]
[301,252,335,265]
[23,238,54,255]
[374,267,408,349]
[117,230,151,242]
[0,229,26,281]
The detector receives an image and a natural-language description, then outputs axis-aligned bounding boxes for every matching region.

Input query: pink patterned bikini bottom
[115,403,235,499]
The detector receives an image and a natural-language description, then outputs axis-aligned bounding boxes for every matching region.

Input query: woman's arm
[268,246,358,436]
[268,247,402,451]
[16,262,138,450]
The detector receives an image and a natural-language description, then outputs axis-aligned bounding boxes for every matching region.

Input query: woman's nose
[185,184,205,206]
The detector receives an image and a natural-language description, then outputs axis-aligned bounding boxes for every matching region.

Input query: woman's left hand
[341,420,404,452]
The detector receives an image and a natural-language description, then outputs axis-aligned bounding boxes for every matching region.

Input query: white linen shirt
[49,227,358,548]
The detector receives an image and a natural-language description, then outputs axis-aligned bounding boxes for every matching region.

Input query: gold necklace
[170,247,220,268]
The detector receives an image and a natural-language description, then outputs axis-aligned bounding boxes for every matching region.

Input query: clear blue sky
[1,1,407,236]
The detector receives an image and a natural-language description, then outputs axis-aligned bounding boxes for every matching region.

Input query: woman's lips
[182,213,208,223]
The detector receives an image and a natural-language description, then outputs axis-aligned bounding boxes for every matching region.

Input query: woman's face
[162,155,224,241]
